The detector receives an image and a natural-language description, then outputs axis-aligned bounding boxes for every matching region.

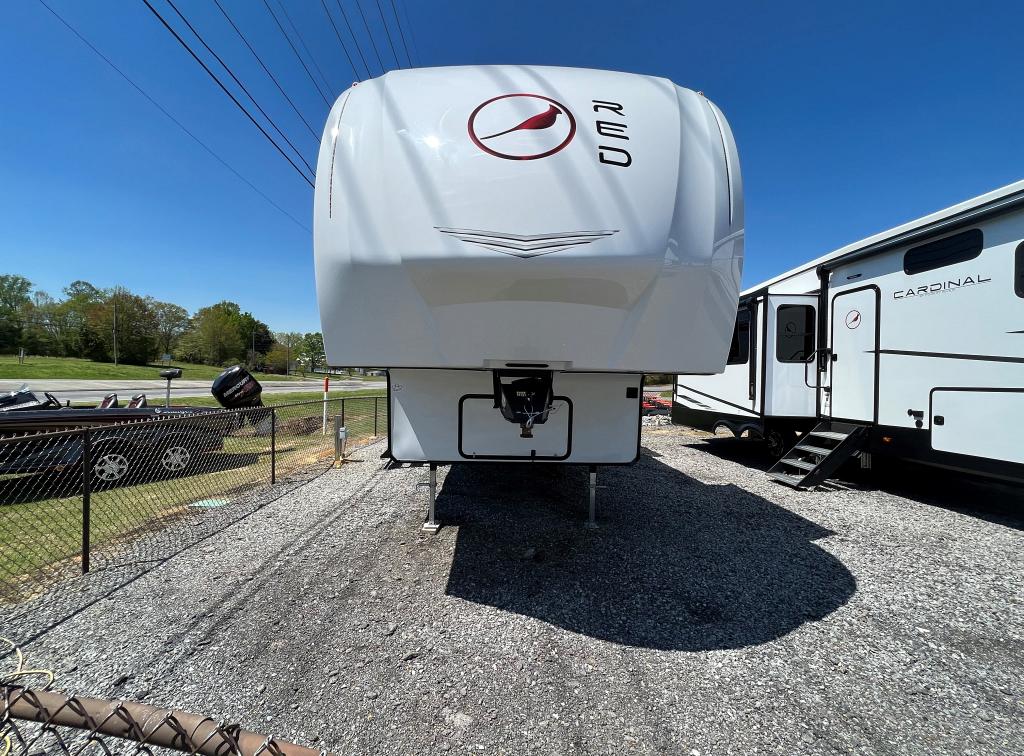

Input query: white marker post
[322,375,329,434]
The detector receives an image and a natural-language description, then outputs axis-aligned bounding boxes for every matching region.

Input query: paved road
[0,378,385,404]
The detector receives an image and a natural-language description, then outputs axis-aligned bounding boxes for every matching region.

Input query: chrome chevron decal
[436,227,618,258]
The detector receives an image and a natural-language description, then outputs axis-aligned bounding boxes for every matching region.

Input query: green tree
[61,281,106,360]
[101,287,158,365]
[151,300,190,357]
[273,331,302,374]
[190,303,244,365]
[298,332,326,373]
[0,274,32,352]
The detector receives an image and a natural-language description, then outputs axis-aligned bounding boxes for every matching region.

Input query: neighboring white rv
[314,65,744,525]
[675,180,1024,487]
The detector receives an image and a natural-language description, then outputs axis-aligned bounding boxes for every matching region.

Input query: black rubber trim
[676,383,761,418]
[878,349,1024,365]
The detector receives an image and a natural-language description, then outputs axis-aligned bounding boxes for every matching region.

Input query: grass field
[0,355,302,382]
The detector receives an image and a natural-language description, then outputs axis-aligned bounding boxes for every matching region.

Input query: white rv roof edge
[742,178,1024,297]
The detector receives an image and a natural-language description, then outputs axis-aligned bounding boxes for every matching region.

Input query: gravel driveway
[3,428,1022,755]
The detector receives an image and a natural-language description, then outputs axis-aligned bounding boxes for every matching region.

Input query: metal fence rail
[0,396,387,606]
[0,638,333,756]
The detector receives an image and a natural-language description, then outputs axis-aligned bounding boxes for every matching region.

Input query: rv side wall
[825,209,1024,469]
[390,369,642,464]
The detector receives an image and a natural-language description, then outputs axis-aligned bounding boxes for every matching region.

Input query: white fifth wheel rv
[314,65,744,526]
[674,180,1024,488]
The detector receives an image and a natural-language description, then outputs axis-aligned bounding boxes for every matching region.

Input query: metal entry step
[768,421,868,490]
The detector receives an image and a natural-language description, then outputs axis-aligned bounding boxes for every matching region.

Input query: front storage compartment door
[460,396,571,460]
[931,389,1024,464]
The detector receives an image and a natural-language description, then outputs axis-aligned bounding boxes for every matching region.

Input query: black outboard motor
[493,370,555,438]
[211,365,264,409]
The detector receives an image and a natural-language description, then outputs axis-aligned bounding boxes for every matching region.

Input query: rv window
[776,305,815,363]
[903,228,983,275]
[1016,241,1024,298]
[727,309,750,365]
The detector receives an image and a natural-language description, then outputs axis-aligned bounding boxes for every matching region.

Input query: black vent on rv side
[211,365,264,409]
[903,228,983,275]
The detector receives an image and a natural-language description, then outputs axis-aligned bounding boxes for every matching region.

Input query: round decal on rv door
[468,94,576,160]
[845,310,862,329]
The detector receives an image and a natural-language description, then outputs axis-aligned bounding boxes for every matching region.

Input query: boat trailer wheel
[93,452,130,483]
[160,445,192,473]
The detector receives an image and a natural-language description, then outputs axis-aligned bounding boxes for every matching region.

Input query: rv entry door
[829,286,879,422]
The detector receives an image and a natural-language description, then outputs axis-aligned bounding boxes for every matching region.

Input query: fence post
[271,408,276,484]
[341,397,345,428]
[81,429,91,574]
[374,396,378,436]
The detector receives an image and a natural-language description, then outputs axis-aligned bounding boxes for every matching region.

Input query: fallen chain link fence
[0,396,387,607]
[0,638,332,756]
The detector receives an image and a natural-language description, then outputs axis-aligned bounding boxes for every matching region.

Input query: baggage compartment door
[931,389,1024,464]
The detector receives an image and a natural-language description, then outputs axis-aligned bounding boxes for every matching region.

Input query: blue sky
[1,0,1021,332]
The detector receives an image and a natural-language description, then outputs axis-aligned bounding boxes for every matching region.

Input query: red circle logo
[845,310,862,329]
[468,94,576,160]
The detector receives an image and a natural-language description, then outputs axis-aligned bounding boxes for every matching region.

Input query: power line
[260,0,332,106]
[354,0,386,74]
[318,0,362,82]
[374,0,402,69]
[34,0,311,233]
[275,0,336,96]
[212,0,320,141]
[140,0,315,187]
[164,0,316,176]
[335,0,373,79]
[395,0,420,66]
[388,0,414,68]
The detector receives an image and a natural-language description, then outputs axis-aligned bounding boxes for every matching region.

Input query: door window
[776,305,815,363]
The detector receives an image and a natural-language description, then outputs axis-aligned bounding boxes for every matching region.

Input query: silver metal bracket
[585,466,600,529]
[420,463,440,533]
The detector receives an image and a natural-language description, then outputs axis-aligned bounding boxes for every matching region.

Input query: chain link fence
[0,638,331,755]
[0,396,387,606]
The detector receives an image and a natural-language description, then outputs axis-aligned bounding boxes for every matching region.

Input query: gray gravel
[3,428,1022,755]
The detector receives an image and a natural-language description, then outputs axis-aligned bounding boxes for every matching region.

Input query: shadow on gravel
[441,451,856,651]
[690,436,1024,531]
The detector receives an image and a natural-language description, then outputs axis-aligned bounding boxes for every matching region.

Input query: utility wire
[388,0,414,68]
[335,0,373,78]
[34,0,310,232]
[164,0,316,175]
[140,0,315,187]
[396,0,420,66]
[354,0,386,74]
[261,0,332,106]
[275,0,336,96]
[374,0,402,69]
[212,0,320,140]
[318,0,362,82]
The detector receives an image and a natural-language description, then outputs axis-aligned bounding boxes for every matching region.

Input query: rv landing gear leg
[585,465,598,530]
[421,463,440,534]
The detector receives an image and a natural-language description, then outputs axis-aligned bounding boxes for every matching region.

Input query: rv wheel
[765,428,794,459]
